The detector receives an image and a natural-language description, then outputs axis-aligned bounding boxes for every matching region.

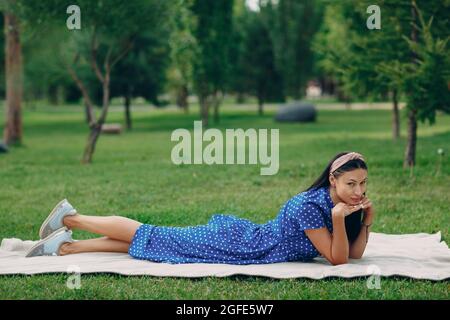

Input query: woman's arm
[305,203,360,265]
[305,215,348,265]
[330,214,350,264]
[349,213,373,259]
[305,202,360,265]
[349,198,374,259]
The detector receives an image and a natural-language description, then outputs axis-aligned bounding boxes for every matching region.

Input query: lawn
[0,103,449,299]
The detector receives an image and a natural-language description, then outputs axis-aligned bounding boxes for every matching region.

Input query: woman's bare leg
[59,236,130,256]
[63,214,142,243]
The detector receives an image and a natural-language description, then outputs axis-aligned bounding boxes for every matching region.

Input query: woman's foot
[26,228,74,257]
[58,242,72,256]
[39,199,77,239]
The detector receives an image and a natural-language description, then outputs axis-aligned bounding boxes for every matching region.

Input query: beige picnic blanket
[0,232,449,280]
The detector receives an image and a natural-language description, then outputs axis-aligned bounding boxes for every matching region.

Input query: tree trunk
[82,70,110,164]
[198,82,210,128]
[213,103,219,124]
[257,94,264,116]
[236,92,246,104]
[403,1,418,168]
[67,64,95,125]
[176,85,189,113]
[319,76,335,96]
[48,84,59,105]
[3,12,23,146]
[48,84,64,106]
[84,102,93,124]
[199,94,209,128]
[213,92,220,124]
[82,125,102,164]
[404,108,417,168]
[124,87,132,130]
[101,77,110,120]
[212,91,224,124]
[392,89,400,140]
[71,36,131,164]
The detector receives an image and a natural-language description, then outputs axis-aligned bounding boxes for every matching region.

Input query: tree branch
[104,45,113,71]
[66,53,97,127]
[90,27,105,84]
[110,39,134,70]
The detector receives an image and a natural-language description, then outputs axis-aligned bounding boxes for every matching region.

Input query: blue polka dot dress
[128,187,335,264]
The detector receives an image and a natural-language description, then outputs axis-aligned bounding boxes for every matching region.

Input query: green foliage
[373,1,450,124]
[232,9,284,103]
[313,0,449,117]
[166,0,198,98]
[3,0,177,106]
[21,27,75,103]
[401,7,450,124]
[261,0,324,99]
[110,25,173,106]
[190,0,234,95]
[312,3,355,98]
[15,0,169,37]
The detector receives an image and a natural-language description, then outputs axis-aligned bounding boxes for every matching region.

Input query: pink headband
[330,152,365,174]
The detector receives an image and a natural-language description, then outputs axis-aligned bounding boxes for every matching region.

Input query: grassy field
[0,103,449,299]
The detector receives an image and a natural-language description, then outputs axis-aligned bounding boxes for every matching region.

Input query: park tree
[15,0,176,163]
[22,27,75,105]
[0,14,5,98]
[110,28,172,130]
[312,1,409,139]
[1,0,22,146]
[395,1,449,167]
[259,0,324,100]
[311,2,358,107]
[190,0,234,127]
[227,0,249,105]
[313,0,449,166]
[68,1,174,163]
[232,8,284,115]
[166,0,197,114]
[1,1,76,147]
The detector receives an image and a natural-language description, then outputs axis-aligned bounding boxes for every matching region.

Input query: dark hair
[306,152,368,243]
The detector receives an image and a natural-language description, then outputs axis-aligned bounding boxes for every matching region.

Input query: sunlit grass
[0,104,448,299]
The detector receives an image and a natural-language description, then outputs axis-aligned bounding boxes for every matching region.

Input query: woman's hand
[343,197,375,217]
[359,196,375,217]
[332,202,361,219]
[360,196,375,224]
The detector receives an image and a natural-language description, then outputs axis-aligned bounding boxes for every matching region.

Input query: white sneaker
[26,228,74,257]
[39,199,77,239]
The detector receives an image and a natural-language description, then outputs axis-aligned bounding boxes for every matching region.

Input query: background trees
[110,28,172,130]
[190,0,234,127]
[7,0,176,162]
[312,0,449,167]
[1,0,448,168]
[166,0,197,114]
[230,7,284,115]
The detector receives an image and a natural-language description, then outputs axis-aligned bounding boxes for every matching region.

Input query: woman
[26,151,375,266]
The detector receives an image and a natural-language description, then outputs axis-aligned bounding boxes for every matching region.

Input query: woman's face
[330,168,368,205]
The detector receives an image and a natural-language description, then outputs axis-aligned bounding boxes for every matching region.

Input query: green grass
[0,103,449,299]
